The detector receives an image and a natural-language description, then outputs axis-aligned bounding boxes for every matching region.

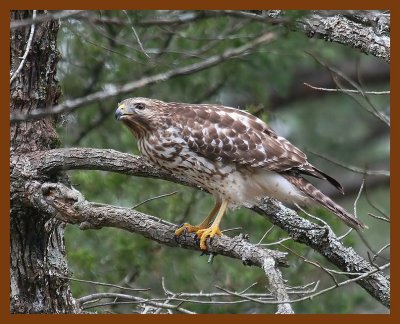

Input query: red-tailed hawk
[115,98,367,250]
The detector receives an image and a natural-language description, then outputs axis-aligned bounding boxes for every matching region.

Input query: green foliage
[57,10,389,314]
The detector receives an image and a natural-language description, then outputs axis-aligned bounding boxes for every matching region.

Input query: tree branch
[12,147,390,309]
[214,10,390,63]
[266,59,389,111]
[10,10,87,29]
[25,180,291,313]
[299,11,390,63]
[252,200,390,308]
[262,258,294,313]
[10,31,276,123]
[26,179,290,272]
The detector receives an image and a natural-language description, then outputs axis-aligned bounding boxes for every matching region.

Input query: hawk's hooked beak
[115,103,133,120]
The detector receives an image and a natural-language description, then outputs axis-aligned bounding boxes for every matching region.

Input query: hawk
[115,98,367,250]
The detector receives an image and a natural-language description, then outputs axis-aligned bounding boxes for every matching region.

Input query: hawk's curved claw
[195,226,222,250]
[175,223,222,250]
[175,223,203,237]
[175,200,228,250]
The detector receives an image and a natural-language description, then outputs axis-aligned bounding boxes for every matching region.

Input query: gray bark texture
[261,10,390,63]
[10,10,79,313]
[299,11,389,63]
[10,148,390,310]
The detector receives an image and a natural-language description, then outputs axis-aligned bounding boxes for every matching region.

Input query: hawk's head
[115,97,168,138]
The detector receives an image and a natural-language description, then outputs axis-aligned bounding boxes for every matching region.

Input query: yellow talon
[175,223,202,236]
[175,200,229,251]
[196,226,223,250]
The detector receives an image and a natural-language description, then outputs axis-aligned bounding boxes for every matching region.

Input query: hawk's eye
[135,103,146,110]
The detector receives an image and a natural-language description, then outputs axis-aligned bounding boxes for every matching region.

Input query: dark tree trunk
[10,10,78,313]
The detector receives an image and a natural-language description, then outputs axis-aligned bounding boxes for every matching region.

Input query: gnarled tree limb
[24,180,291,314]
[216,10,390,63]
[11,147,390,308]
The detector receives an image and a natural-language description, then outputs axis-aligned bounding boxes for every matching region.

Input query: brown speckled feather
[116,97,366,230]
[171,103,343,192]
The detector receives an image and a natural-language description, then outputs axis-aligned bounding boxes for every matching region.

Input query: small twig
[295,203,333,232]
[288,281,319,291]
[353,178,365,220]
[338,179,365,241]
[368,213,390,223]
[279,244,339,287]
[66,25,143,64]
[304,82,390,95]
[256,225,275,245]
[215,285,273,304]
[307,53,390,126]
[238,282,259,294]
[217,263,389,305]
[132,191,178,209]
[289,263,390,304]
[122,10,150,59]
[221,226,242,234]
[56,275,150,293]
[156,277,177,314]
[367,252,382,271]
[308,150,390,177]
[207,253,216,264]
[364,184,389,219]
[79,294,195,314]
[261,237,292,247]
[372,243,390,262]
[10,10,36,84]
[159,284,315,300]
[337,228,353,241]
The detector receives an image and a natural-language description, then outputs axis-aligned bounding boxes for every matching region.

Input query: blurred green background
[56,10,390,314]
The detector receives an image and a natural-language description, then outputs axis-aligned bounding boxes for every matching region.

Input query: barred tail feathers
[283,175,367,230]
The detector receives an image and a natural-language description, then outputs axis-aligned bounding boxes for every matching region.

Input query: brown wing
[173,103,343,192]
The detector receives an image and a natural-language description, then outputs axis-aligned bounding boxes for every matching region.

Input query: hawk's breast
[139,131,310,208]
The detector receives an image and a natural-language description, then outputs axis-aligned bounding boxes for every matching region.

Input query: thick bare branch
[28,180,287,266]
[11,147,390,308]
[300,11,390,63]
[24,179,295,313]
[216,10,390,63]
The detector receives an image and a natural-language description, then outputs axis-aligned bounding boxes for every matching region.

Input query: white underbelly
[217,169,311,208]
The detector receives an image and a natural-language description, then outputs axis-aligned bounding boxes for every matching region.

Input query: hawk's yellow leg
[175,201,222,237]
[195,199,229,250]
